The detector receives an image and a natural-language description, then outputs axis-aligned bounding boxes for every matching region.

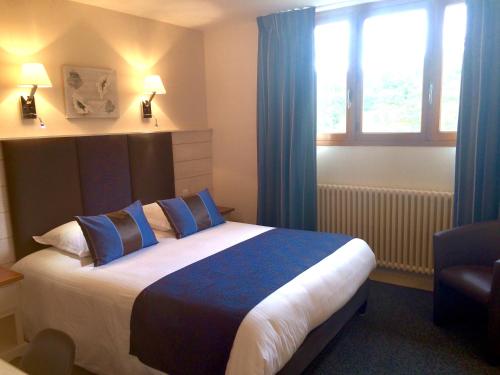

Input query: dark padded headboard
[2,132,175,260]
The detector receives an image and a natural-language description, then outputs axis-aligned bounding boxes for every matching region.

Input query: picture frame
[62,65,119,119]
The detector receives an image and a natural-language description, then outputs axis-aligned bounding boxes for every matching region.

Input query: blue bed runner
[130,228,352,375]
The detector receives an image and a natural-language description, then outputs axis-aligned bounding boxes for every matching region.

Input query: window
[316,0,467,146]
[440,3,467,132]
[316,21,350,134]
[362,9,427,133]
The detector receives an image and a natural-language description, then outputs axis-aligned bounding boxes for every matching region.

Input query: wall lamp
[18,63,52,119]
[142,75,166,118]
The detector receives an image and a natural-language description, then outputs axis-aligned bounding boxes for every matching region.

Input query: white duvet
[12,221,376,375]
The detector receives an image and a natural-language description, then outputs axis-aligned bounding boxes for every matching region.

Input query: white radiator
[318,184,454,275]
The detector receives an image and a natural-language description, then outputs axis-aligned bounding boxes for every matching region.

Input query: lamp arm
[27,84,38,103]
[148,91,157,104]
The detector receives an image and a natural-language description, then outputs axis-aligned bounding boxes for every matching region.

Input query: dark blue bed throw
[130,228,352,375]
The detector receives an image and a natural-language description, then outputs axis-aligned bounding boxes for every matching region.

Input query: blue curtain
[256,8,317,230]
[453,0,500,226]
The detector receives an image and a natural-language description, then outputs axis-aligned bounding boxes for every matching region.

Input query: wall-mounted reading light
[18,63,52,119]
[142,75,166,118]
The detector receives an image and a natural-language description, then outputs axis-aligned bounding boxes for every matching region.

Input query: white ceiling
[69,0,370,29]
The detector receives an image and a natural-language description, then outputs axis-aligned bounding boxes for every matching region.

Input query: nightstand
[217,206,235,217]
[0,267,25,361]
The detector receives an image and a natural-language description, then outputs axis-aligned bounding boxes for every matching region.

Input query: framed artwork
[62,65,119,118]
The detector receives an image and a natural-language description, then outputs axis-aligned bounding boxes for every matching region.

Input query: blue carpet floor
[304,281,499,375]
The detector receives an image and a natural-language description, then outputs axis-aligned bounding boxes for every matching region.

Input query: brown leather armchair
[433,220,500,362]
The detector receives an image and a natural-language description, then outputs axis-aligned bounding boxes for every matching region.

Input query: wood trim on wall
[172,130,213,197]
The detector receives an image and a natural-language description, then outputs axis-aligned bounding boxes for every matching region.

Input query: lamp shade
[144,75,166,94]
[19,63,52,88]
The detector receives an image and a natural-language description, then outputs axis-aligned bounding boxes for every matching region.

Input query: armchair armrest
[433,220,500,274]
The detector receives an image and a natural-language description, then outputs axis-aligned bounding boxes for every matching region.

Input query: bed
[2,133,376,375]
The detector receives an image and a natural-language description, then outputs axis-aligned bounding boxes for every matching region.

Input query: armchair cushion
[439,265,493,305]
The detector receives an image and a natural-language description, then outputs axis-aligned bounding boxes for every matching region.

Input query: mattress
[12,221,376,375]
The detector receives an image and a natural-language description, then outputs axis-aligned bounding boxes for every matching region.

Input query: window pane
[440,3,467,132]
[315,21,350,134]
[362,9,427,133]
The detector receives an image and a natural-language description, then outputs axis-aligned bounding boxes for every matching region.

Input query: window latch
[428,83,433,105]
[347,88,352,109]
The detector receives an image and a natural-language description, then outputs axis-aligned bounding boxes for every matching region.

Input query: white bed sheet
[12,221,376,375]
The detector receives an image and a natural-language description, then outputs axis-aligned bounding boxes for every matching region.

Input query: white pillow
[33,221,90,257]
[143,202,171,232]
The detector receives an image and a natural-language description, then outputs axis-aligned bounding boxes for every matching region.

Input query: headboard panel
[77,135,132,215]
[128,132,175,205]
[3,138,84,259]
[2,132,175,260]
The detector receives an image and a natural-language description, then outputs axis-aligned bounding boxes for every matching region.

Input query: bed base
[277,281,369,375]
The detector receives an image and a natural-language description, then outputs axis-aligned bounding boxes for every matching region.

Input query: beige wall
[204,20,456,224]
[204,20,259,224]
[318,146,456,192]
[0,0,207,140]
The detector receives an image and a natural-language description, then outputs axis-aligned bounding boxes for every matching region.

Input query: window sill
[317,133,457,147]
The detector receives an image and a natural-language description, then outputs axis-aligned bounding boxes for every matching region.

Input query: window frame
[316,0,464,147]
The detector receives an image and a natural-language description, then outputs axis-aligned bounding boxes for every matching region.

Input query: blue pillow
[76,201,158,266]
[157,189,225,239]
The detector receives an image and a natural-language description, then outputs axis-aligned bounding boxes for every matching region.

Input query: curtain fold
[453,0,500,226]
[256,7,317,230]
